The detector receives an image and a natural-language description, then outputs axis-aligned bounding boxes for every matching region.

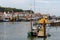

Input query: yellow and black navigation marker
[38,16,50,37]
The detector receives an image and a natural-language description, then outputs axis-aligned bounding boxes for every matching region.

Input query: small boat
[28,23,47,37]
[3,18,10,22]
[28,16,51,38]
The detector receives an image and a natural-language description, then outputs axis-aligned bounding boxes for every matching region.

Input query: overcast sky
[0,0,60,16]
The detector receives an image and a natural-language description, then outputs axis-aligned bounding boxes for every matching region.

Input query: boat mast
[30,0,35,32]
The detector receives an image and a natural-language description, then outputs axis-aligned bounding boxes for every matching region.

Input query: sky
[0,0,60,16]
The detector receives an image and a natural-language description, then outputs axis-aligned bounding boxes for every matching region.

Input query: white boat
[53,20,60,22]
[3,18,10,22]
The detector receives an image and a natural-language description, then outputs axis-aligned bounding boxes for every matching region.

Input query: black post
[43,20,46,37]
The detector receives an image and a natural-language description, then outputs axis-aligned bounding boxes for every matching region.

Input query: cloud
[35,0,60,3]
[0,0,30,8]
[12,0,28,4]
[0,0,28,4]
[35,0,49,3]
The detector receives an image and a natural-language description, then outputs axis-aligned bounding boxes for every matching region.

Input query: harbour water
[0,22,60,40]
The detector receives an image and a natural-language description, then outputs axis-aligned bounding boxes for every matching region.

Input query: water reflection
[28,37,36,40]
[0,22,60,40]
[43,37,46,40]
[28,37,47,40]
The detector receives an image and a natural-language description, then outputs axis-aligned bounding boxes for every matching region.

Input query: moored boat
[3,18,10,22]
[28,16,50,37]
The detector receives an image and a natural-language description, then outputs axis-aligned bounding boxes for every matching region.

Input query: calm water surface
[0,22,60,40]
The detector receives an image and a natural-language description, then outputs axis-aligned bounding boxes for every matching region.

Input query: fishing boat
[28,16,51,37]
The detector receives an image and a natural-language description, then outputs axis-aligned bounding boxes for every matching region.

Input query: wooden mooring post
[43,20,46,37]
